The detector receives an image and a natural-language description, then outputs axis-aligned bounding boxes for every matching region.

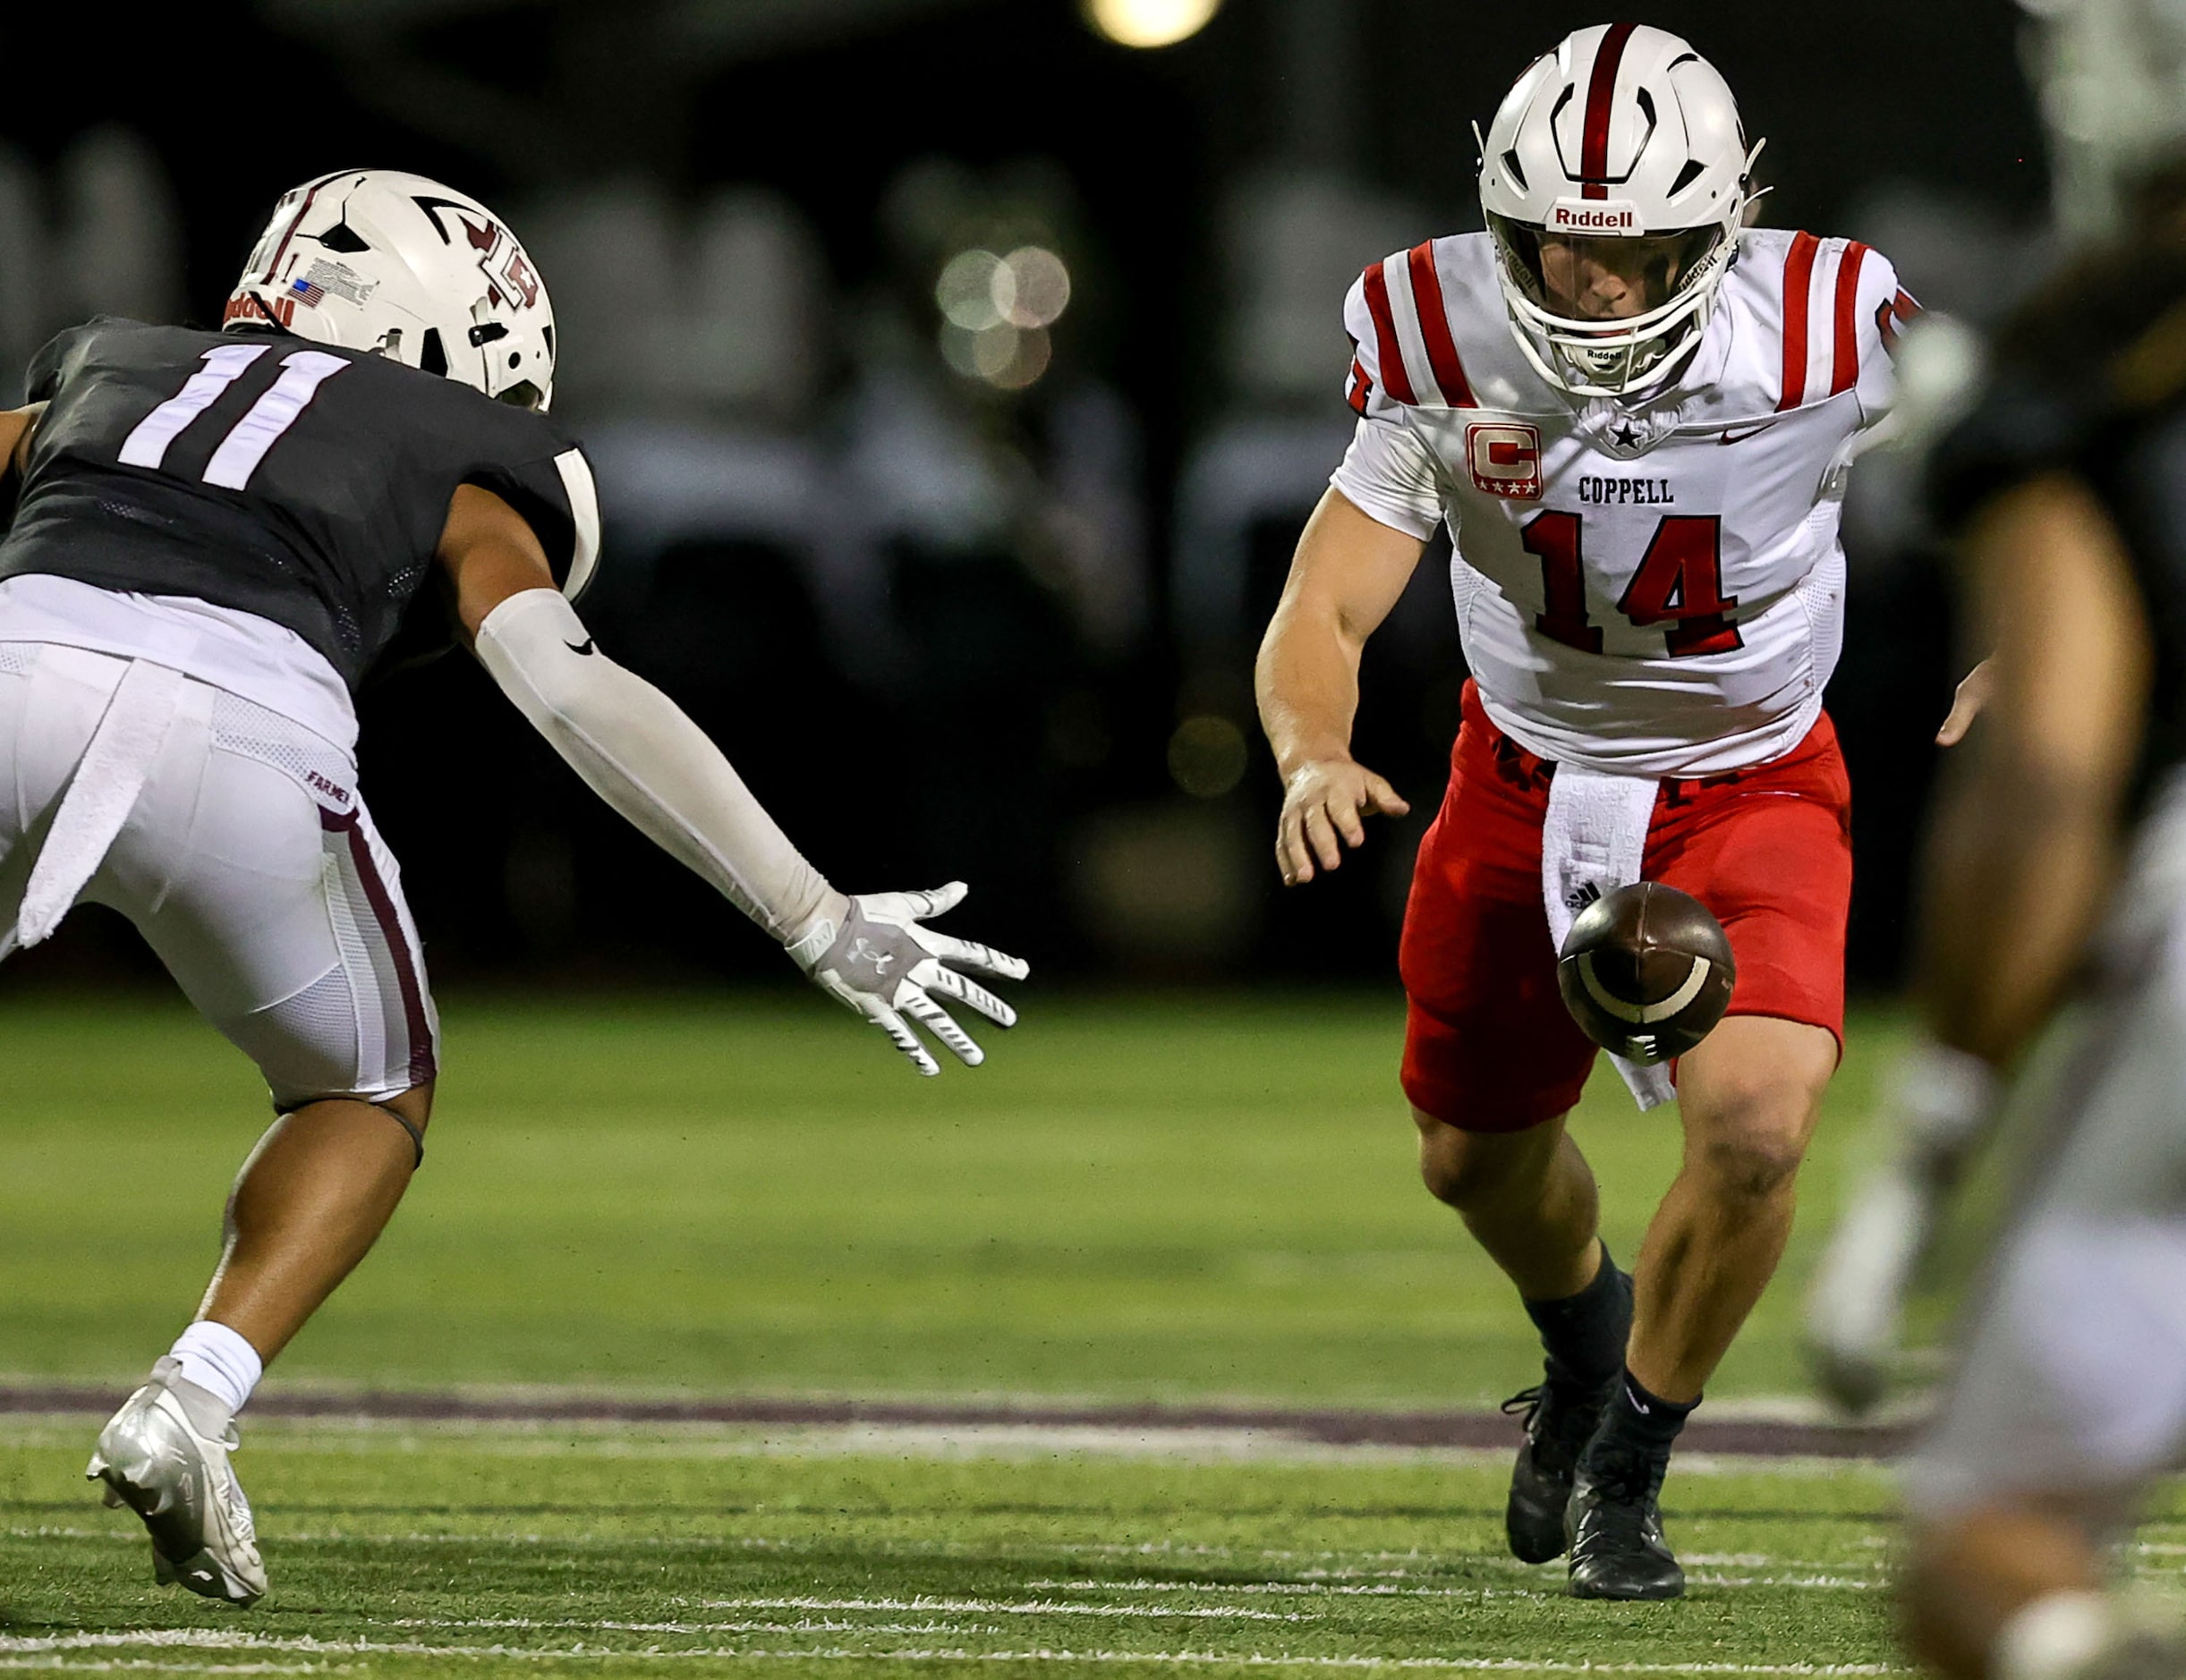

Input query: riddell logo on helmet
[1549,199,1641,233]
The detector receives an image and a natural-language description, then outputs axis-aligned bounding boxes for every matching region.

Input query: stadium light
[1084,0,1224,49]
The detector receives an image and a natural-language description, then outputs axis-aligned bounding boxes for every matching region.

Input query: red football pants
[1399,681,1853,1133]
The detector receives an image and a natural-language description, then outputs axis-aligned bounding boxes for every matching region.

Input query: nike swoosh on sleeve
[565,637,596,656]
[1717,421,1781,445]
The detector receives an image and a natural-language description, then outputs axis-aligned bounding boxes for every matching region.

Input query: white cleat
[85,1357,267,1606]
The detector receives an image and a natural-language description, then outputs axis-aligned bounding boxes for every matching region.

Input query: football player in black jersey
[0,169,1026,1607]
[1875,87,2186,1680]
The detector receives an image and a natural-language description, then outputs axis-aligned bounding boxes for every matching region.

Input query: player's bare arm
[1255,488,1419,887]
[1918,472,2150,1065]
[0,401,45,475]
[437,484,1028,1077]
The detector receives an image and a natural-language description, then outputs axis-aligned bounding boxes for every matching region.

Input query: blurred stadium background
[0,0,2044,997]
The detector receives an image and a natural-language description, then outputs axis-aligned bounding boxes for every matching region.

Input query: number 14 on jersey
[1521,510,1743,658]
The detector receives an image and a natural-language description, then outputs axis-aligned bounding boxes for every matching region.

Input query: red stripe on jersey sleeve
[1405,241,1476,408]
[1776,231,1821,412]
[1361,260,1416,406]
[1580,23,1639,201]
[1828,241,1871,397]
[1876,285,1922,354]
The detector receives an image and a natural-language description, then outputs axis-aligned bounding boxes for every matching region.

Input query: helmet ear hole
[421,328,448,378]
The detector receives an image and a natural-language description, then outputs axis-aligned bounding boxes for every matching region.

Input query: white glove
[787,882,1028,1076]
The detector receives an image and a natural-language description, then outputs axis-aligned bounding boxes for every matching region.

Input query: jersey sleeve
[1331,264,1445,539]
[22,323,90,403]
[1851,249,1918,427]
[1330,417,1444,540]
[1340,267,1409,424]
[1927,363,2100,533]
[464,420,601,601]
[1924,250,2141,531]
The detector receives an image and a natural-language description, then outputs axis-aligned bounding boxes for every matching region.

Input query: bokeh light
[937,249,1008,329]
[937,247,1067,389]
[1084,0,1225,49]
[1167,716,1248,799]
[1001,247,1071,327]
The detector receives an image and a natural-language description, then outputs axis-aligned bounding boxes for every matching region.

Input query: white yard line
[702,1599,1301,1623]
[0,1633,1917,1674]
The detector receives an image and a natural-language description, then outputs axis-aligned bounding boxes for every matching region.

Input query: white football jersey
[1331,228,1916,776]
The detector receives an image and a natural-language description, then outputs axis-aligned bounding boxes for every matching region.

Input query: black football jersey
[1930,246,2186,789]
[0,317,598,689]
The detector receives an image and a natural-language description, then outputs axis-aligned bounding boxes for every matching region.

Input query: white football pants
[0,640,438,1107]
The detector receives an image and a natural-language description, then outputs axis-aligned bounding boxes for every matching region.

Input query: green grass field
[5,989,1901,1403]
[0,989,2054,1674]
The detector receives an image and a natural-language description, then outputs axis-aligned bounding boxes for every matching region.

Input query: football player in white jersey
[0,171,1025,1606]
[1255,24,1915,1599]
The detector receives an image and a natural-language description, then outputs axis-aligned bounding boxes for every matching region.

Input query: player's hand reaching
[1276,758,1411,887]
[789,882,1028,1076]
[1935,658,1994,747]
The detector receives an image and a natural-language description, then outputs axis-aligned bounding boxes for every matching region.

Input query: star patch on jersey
[1466,422,1543,501]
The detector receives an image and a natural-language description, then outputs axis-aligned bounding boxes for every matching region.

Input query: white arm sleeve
[474,588,843,946]
[1330,416,1446,542]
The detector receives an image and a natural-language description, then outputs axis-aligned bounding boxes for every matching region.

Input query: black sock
[1584,1369,1698,1489]
[1521,1242,1630,1387]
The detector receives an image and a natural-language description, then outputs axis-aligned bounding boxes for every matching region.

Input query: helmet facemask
[1486,214,1741,396]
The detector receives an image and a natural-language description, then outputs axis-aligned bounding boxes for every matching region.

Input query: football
[1556,882,1737,1064]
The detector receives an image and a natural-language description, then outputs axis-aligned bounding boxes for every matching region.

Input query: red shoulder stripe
[1776,231,1821,412]
[1406,241,1476,408]
[1828,241,1871,397]
[1361,260,1416,406]
[1580,23,1639,201]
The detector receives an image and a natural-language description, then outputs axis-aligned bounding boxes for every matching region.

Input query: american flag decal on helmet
[290,276,325,308]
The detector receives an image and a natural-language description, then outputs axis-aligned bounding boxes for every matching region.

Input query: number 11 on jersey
[1520,510,1743,658]
[119,344,350,493]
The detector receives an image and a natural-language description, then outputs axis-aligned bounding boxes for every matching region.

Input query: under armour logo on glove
[846,937,895,978]
[788,882,1029,1077]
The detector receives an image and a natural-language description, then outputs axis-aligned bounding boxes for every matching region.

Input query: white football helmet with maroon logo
[226,170,557,411]
[1477,24,1761,397]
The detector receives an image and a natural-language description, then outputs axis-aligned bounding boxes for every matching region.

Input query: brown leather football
[1555,881,1736,1064]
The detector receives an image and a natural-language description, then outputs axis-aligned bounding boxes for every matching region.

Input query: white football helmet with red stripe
[1477,24,1761,397]
[225,170,557,412]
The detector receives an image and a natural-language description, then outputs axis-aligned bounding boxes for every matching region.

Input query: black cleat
[1501,1371,1616,1565]
[1565,1449,1684,1601]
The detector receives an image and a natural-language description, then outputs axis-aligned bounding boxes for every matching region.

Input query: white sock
[166,1320,263,1421]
